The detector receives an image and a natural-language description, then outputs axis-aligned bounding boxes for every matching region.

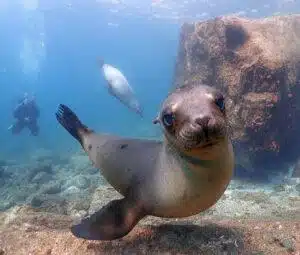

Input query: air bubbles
[107,22,119,27]
[109,8,119,13]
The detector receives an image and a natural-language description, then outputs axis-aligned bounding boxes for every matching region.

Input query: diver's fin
[71,198,145,240]
[55,104,92,147]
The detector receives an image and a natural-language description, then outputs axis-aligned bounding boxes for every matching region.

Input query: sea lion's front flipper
[71,198,145,240]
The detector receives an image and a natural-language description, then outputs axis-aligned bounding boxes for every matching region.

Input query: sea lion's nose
[194,116,211,128]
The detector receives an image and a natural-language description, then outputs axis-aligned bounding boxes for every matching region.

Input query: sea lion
[55,83,234,241]
[98,59,143,117]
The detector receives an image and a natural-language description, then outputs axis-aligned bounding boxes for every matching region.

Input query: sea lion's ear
[152,117,160,124]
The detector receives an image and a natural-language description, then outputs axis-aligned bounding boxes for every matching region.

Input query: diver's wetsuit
[11,98,40,136]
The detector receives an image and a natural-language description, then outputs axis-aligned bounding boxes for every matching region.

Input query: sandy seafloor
[0,149,299,254]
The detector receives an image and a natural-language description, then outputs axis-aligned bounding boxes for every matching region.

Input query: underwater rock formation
[0,152,104,213]
[1,151,299,253]
[173,14,300,179]
[0,195,299,254]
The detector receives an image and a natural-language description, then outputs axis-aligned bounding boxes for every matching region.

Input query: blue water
[0,0,299,160]
[0,1,179,161]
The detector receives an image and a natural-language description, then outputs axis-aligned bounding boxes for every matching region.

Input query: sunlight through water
[19,0,46,88]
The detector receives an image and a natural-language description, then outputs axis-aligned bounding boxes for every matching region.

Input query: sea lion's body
[56,83,234,240]
[85,134,233,218]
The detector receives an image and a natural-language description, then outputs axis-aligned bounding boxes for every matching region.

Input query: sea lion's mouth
[201,142,215,148]
[174,123,226,151]
[182,139,223,151]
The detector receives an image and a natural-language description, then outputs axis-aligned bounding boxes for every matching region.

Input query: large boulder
[173,14,300,179]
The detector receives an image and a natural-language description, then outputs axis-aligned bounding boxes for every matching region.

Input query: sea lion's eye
[215,96,225,111]
[162,112,175,127]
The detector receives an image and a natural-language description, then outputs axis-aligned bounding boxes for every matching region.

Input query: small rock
[75,175,90,189]
[63,175,91,190]
[38,164,53,174]
[30,196,43,207]
[23,223,38,232]
[279,238,296,252]
[63,186,81,196]
[246,192,269,204]
[32,172,52,184]
[0,249,5,255]
[28,163,53,181]
[67,196,90,212]
[30,194,67,214]
[40,182,62,195]
[273,184,286,192]
[69,209,87,219]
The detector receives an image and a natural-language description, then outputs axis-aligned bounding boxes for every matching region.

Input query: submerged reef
[0,149,104,215]
[0,147,299,219]
[173,14,300,179]
[0,147,299,254]
[0,205,299,254]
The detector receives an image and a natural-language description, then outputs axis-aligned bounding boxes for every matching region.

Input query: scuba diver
[8,92,40,136]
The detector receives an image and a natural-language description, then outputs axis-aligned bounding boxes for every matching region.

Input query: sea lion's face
[154,84,228,154]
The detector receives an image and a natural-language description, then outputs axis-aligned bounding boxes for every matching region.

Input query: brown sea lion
[55,83,234,240]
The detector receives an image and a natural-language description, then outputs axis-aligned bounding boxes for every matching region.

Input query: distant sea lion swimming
[98,59,143,117]
[55,83,234,241]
